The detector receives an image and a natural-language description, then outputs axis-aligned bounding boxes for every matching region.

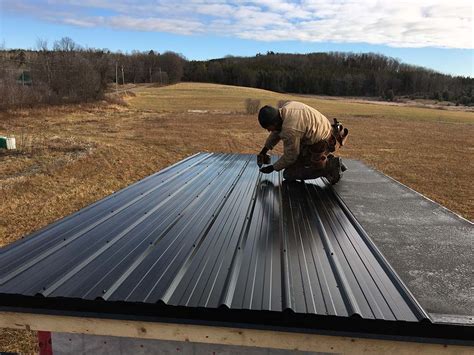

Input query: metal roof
[0,153,447,338]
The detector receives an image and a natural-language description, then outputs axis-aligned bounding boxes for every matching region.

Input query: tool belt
[304,119,349,169]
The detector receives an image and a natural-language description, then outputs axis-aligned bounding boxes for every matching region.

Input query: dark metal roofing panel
[1,153,428,324]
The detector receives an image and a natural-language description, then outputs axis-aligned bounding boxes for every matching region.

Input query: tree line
[0,37,185,108]
[184,52,474,105]
[1,38,473,108]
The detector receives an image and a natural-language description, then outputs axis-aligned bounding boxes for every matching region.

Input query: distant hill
[183,52,474,105]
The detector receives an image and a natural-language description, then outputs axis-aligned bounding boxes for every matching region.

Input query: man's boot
[325,155,346,185]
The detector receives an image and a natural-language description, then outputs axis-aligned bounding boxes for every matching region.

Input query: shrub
[459,96,470,106]
[442,90,451,101]
[384,89,394,101]
[0,76,55,109]
[432,91,442,101]
[104,94,128,106]
[245,98,260,114]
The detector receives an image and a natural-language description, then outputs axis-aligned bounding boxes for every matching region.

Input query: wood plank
[1,312,472,354]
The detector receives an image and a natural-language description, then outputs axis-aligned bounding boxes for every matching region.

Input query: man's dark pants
[282,141,339,182]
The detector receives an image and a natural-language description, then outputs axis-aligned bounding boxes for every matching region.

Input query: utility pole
[115,61,118,93]
[121,65,125,85]
[149,67,152,83]
[159,67,162,85]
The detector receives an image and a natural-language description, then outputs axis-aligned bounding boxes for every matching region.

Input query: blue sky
[1,0,473,77]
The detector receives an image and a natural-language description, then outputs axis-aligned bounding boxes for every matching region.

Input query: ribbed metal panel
[0,153,427,322]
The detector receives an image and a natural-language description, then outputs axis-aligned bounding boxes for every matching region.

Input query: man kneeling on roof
[257,101,348,184]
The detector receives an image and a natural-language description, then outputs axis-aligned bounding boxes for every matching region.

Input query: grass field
[0,82,473,353]
[134,83,474,123]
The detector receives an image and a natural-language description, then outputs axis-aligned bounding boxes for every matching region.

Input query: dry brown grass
[131,83,474,123]
[0,82,473,352]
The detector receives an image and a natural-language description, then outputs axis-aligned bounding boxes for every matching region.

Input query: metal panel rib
[0,153,211,279]
[0,153,428,324]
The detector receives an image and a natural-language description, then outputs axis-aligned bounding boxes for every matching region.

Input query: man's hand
[260,165,274,174]
[257,153,271,167]
[257,147,270,167]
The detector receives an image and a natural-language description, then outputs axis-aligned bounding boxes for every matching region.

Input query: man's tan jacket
[264,101,332,171]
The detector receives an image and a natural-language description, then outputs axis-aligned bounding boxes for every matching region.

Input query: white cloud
[3,0,473,48]
[62,18,98,28]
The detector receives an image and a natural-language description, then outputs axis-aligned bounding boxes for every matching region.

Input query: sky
[1,0,473,77]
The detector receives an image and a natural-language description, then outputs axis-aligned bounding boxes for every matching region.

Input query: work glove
[260,165,274,174]
[257,153,271,167]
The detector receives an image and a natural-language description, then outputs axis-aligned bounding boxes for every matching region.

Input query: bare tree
[53,37,78,52]
[0,40,5,60]
[36,38,48,51]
